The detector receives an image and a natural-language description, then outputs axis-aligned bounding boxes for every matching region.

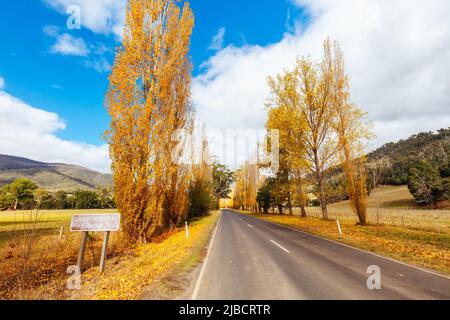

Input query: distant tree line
[0,178,115,211]
[255,129,450,211]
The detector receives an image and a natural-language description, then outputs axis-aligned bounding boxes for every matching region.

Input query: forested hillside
[367,128,450,187]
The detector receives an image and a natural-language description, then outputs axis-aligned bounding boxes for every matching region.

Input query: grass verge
[240,211,450,275]
[1,210,219,300]
[21,211,220,300]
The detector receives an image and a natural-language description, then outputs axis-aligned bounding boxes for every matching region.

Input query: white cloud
[50,33,90,56]
[193,0,450,167]
[0,91,110,173]
[44,0,126,37]
[209,27,226,51]
[0,77,4,90]
[43,25,59,37]
[84,57,112,74]
[43,25,112,73]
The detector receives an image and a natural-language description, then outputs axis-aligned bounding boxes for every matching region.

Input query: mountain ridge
[0,154,113,191]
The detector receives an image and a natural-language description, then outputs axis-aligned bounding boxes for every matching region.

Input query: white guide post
[336,219,343,237]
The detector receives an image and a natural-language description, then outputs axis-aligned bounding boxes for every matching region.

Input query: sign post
[76,231,88,268]
[70,213,120,273]
[99,231,110,273]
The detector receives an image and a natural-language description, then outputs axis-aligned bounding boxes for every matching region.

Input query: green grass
[0,209,118,246]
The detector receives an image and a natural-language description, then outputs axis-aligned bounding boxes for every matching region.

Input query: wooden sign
[70,214,120,232]
[70,213,121,273]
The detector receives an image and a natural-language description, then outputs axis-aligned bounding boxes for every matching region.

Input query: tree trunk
[288,194,293,215]
[278,204,283,215]
[300,205,307,218]
[318,182,329,220]
[296,172,307,218]
[313,150,329,220]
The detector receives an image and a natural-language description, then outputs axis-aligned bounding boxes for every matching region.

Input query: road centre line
[270,240,290,254]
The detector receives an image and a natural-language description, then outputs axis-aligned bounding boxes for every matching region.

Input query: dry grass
[241,211,450,275]
[0,226,125,300]
[299,186,450,232]
[6,212,219,300]
[66,212,219,300]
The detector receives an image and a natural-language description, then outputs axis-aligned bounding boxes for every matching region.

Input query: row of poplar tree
[233,39,373,226]
[105,0,236,243]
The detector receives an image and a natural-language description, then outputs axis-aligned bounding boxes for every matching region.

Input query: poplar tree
[106,0,195,242]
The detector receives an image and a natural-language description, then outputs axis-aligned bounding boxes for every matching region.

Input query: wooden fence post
[59,226,64,241]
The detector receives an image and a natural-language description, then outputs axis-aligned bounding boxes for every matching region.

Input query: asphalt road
[192,209,450,300]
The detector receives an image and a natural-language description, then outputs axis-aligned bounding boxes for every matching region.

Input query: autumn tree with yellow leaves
[266,71,308,217]
[106,0,195,242]
[233,161,261,212]
[323,39,373,225]
[262,38,372,223]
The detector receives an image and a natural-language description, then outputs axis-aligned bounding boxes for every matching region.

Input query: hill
[0,154,112,191]
[367,127,450,186]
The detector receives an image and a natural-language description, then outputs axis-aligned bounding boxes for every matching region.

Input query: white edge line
[247,224,254,229]
[270,239,290,254]
[234,211,450,281]
[191,211,223,300]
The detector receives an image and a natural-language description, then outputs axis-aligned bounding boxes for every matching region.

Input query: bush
[0,193,15,211]
[73,190,100,209]
[188,181,211,218]
[309,199,321,207]
[408,160,443,205]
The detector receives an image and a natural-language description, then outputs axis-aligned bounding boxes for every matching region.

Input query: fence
[289,206,450,232]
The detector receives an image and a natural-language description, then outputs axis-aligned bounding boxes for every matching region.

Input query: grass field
[0,209,118,246]
[304,186,450,232]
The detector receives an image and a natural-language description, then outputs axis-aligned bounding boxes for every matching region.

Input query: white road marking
[247,224,254,229]
[191,212,223,300]
[270,240,290,254]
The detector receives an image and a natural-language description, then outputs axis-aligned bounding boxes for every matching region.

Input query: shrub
[408,160,443,205]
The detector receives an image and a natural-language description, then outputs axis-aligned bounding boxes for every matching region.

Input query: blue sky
[0,0,307,146]
[1,1,449,172]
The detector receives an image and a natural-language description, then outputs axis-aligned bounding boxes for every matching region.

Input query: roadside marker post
[185,221,189,239]
[70,214,120,273]
[336,219,343,237]
[58,225,64,241]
